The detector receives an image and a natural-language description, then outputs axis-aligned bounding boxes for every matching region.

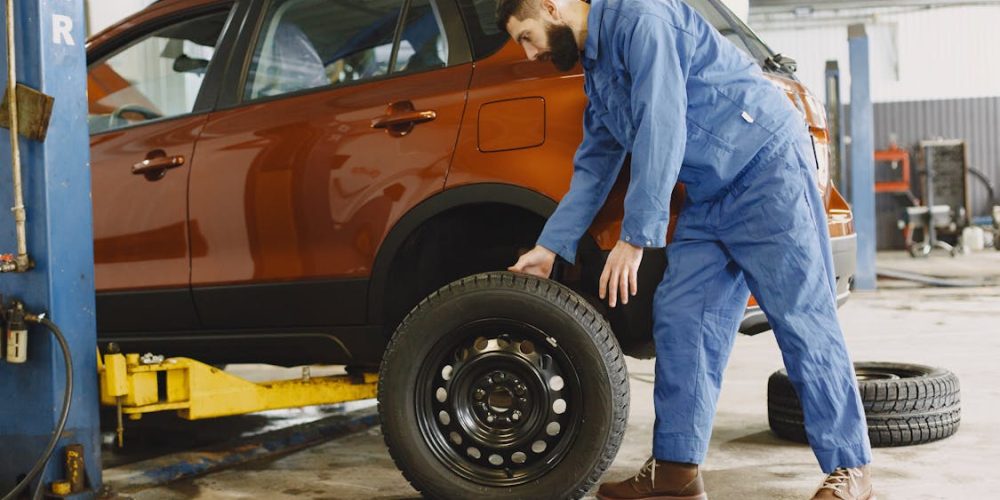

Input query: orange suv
[88,0,856,497]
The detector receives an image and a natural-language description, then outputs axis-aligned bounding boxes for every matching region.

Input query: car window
[393,0,449,73]
[456,0,509,60]
[87,11,230,135]
[685,0,774,63]
[245,0,453,101]
[684,0,755,56]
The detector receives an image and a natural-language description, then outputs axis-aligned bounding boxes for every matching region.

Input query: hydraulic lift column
[0,0,100,496]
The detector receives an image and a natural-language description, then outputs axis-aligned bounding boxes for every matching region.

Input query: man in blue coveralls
[500,0,875,499]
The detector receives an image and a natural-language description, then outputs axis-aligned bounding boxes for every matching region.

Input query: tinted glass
[246,0,403,100]
[685,0,774,63]
[456,0,508,60]
[87,11,230,134]
[393,0,449,73]
[684,0,755,56]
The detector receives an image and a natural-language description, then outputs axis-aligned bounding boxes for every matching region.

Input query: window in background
[87,11,230,134]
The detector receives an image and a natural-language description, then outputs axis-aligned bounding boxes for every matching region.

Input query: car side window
[245,0,452,101]
[393,0,449,73]
[87,11,230,135]
[684,0,757,59]
[456,0,511,60]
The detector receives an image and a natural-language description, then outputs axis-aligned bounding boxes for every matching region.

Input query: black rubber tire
[768,362,961,447]
[378,272,629,500]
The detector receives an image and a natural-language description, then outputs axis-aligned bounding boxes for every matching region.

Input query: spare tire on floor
[379,272,629,500]
[768,362,961,447]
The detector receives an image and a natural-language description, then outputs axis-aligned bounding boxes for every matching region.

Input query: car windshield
[684,0,785,73]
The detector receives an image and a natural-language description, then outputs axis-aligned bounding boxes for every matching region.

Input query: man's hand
[600,240,644,308]
[508,245,557,279]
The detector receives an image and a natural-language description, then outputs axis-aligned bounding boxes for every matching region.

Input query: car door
[188,0,473,328]
[88,3,240,332]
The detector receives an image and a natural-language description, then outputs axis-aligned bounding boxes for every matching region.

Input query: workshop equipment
[98,349,378,447]
[875,146,914,196]
[905,140,972,257]
[0,0,100,498]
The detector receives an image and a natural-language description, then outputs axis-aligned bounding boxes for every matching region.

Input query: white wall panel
[87,0,156,36]
[751,5,1000,103]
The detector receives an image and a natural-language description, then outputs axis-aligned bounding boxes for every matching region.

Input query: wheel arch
[369,183,604,327]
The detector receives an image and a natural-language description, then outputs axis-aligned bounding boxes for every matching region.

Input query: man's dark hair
[495,0,540,33]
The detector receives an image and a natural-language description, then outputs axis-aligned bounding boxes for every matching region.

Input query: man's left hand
[599,240,644,308]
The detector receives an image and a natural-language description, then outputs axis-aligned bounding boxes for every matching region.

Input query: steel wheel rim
[415,318,583,487]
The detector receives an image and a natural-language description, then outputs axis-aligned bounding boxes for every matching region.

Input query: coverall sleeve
[618,17,691,249]
[536,100,627,265]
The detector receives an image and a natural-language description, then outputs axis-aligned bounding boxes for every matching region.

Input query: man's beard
[546,23,579,72]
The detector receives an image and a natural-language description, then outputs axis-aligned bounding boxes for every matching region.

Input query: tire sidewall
[380,276,624,499]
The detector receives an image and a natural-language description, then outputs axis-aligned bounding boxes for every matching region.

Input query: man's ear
[540,0,561,22]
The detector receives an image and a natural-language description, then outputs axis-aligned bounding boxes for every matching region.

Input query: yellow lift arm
[97,351,378,445]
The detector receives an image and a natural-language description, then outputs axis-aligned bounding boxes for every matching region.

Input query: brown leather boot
[596,458,708,500]
[811,465,875,500]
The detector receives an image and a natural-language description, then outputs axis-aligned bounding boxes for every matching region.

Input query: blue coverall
[535,0,873,473]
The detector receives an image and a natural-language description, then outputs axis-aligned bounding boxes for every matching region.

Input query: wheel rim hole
[449,432,462,445]
[488,454,504,466]
[488,386,515,413]
[519,340,535,355]
[435,387,448,403]
[546,422,561,436]
[511,451,527,464]
[438,411,451,426]
[531,440,547,453]
[467,447,481,459]
[441,365,453,381]
[552,398,567,415]
[474,337,489,351]
[548,376,564,392]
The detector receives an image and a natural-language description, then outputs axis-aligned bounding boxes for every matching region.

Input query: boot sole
[596,493,708,500]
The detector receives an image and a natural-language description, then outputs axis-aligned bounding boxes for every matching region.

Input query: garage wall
[86,0,156,36]
[721,0,749,20]
[750,5,1000,104]
[846,97,1000,249]
[874,98,999,216]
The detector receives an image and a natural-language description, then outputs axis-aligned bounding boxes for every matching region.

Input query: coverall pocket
[740,166,811,241]
[684,119,734,168]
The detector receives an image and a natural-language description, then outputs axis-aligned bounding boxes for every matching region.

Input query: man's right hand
[508,245,557,279]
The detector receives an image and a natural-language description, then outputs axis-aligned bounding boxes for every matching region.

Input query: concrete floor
[125,252,1000,500]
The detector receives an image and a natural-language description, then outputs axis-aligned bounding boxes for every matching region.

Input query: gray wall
[873,97,1000,216]
[846,97,1000,249]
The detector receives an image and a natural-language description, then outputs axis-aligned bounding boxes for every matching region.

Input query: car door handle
[371,101,436,137]
[132,150,185,180]
[371,110,437,129]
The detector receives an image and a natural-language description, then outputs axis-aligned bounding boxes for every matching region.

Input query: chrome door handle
[132,150,185,180]
[371,101,437,137]
[371,110,437,129]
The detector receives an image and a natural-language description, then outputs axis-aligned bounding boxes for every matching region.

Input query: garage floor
[116,252,1000,500]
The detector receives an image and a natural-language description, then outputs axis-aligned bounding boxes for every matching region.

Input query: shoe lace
[819,468,863,497]
[634,457,656,486]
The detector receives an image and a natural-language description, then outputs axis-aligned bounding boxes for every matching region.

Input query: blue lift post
[0,0,100,497]
[848,24,877,291]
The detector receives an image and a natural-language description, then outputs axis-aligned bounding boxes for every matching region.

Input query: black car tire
[768,362,960,447]
[378,272,629,500]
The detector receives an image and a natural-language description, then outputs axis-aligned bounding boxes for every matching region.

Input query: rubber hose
[1,316,74,500]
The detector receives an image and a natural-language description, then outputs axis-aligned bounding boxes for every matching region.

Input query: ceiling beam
[750,0,1000,14]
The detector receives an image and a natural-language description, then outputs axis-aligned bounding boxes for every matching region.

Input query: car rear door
[88,2,244,332]
[188,0,473,328]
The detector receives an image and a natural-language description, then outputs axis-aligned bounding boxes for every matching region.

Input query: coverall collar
[582,0,605,66]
